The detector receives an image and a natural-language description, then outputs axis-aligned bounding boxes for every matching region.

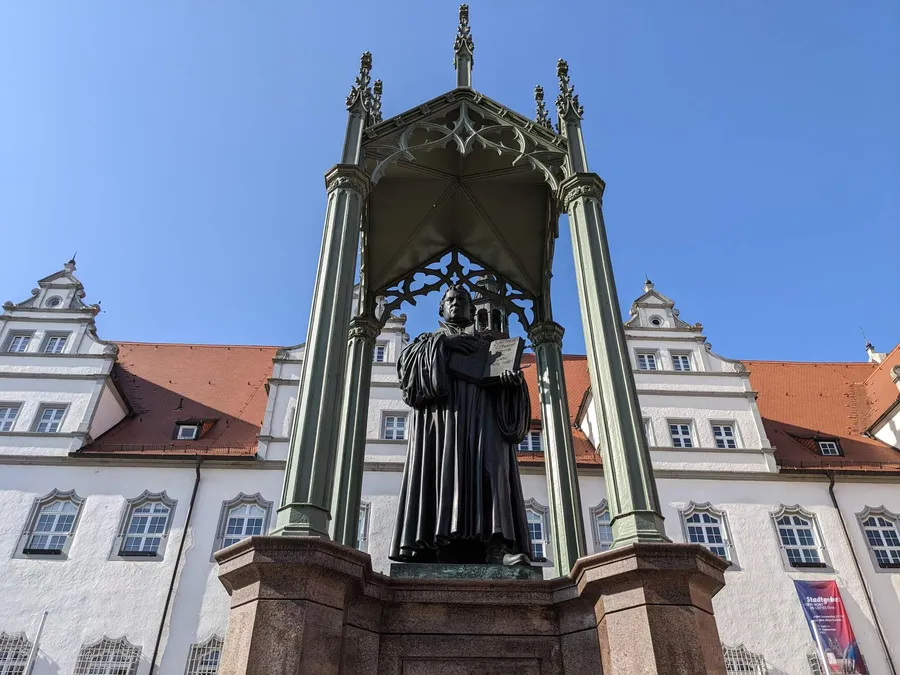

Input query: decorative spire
[64,255,77,274]
[453,4,474,88]
[346,51,373,112]
[534,86,552,129]
[370,80,383,126]
[643,276,654,292]
[555,58,584,127]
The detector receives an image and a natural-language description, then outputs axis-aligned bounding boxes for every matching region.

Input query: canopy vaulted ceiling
[362,90,568,298]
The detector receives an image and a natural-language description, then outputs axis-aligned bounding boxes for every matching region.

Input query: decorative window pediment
[185,635,223,675]
[18,488,85,558]
[680,502,736,564]
[589,500,614,553]
[524,498,551,563]
[856,505,900,570]
[112,490,177,560]
[771,505,829,570]
[212,493,273,557]
[722,643,768,674]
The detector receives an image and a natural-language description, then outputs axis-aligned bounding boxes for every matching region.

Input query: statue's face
[442,288,472,323]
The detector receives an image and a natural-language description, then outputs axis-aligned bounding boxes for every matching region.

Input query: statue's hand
[500,369,524,387]
[444,334,480,354]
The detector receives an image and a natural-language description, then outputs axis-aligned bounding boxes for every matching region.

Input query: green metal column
[330,315,379,546]
[555,59,668,547]
[274,166,370,538]
[528,321,587,575]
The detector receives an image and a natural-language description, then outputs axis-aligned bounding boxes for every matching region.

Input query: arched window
[722,644,768,674]
[680,502,735,563]
[490,308,503,333]
[524,498,550,562]
[771,505,828,569]
[185,635,223,675]
[0,632,31,674]
[73,636,141,675]
[18,489,85,558]
[589,501,614,553]
[476,308,488,332]
[112,491,177,560]
[857,506,900,569]
[212,493,273,556]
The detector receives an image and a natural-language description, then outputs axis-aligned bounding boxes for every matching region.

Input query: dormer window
[817,440,842,456]
[176,424,200,441]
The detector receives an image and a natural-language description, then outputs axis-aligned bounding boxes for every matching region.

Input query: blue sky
[1,1,897,361]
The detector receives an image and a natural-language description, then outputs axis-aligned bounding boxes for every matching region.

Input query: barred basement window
[681,502,734,562]
[807,651,825,675]
[524,498,550,562]
[857,506,900,569]
[19,489,85,557]
[113,491,177,559]
[73,636,141,675]
[518,431,542,452]
[590,501,614,552]
[722,644,768,674]
[0,632,31,674]
[212,493,273,556]
[636,352,657,370]
[185,635,223,675]
[772,505,827,569]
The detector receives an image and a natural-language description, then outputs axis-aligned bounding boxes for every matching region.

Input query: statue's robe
[389,324,533,564]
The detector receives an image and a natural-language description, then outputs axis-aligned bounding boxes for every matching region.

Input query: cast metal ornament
[555,59,584,130]
[376,249,535,331]
[528,321,565,348]
[370,80,383,126]
[348,316,381,343]
[325,170,370,197]
[534,86,553,129]
[562,182,604,211]
[346,51,373,112]
[453,4,474,66]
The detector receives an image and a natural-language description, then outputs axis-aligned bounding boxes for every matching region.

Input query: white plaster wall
[89,382,128,440]
[873,410,900,450]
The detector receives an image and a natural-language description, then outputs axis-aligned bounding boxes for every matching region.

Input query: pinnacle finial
[346,51,374,113]
[643,276,654,292]
[371,80,383,126]
[534,86,553,129]
[454,4,474,87]
[555,58,584,126]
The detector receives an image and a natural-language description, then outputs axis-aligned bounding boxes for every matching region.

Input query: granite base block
[389,561,543,580]
[216,537,728,675]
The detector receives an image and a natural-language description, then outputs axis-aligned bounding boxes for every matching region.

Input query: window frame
[32,404,68,433]
[721,643,768,675]
[0,632,31,674]
[111,490,177,561]
[524,498,551,565]
[175,423,200,441]
[184,635,223,675]
[41,332,71,354]
[373,342,388,363]
[679,501,737,566]
[635,350,659,371]
[0,403,21,432]
[816,439,842,457]
[856,505,900,572]
[16,488,85,559]
[211,492,273,559]
[589,500,614,553]
[642,418,655,446]
[667,420,695,448]
[380,412,408,441]
[770,505,830,571]
[670,351,693,372]
[518,430,543,452]
[4,331,34,353]
[73,636,141,675]
[711,422,739,450]
[357,501,371,552]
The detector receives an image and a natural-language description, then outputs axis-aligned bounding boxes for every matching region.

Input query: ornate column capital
[528,321,565,348]
[559,173,606,211]
[324,164,371,197]
[348,315,380,344]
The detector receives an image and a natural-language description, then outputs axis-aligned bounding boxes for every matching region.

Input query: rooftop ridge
[113,341,281,350]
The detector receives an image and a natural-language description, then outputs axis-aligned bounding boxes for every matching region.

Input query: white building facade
[1,263,899,675]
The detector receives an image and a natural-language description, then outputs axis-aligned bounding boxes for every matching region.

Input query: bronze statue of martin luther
[389,284,534,566]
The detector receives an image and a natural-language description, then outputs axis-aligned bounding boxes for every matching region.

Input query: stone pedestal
[216,537,728,675]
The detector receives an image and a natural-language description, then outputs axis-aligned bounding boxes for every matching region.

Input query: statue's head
[439,284,473,326]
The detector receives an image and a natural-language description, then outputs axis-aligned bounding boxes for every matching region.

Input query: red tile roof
[81,342,278,457]
[744,358,900,472]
